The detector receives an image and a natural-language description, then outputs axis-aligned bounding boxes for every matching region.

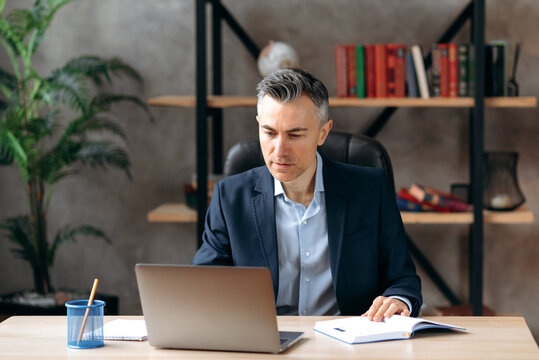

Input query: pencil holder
[65,299,106,349]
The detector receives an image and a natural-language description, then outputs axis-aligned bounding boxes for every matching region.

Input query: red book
[364,44,375,98]
[346,45,357,98]
[386,44,397,97]
[334,45,348,98]
[448,43,458,97]
[387,44,406,98]
[374,44,387,98]
[439,44,449,97]
[398,188,451,213]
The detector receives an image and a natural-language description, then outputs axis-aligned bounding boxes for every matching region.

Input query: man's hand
[361,296,410,322]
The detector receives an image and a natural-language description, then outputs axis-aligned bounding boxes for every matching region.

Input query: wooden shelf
[148,203,533,224]
[401,205,534,224]
[147,203,196,223]
[148,95,537,109]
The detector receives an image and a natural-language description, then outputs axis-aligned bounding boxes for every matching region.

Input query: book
[405,52,419,97]
[386,44,398,97]
[364,44,376,98]
[430,44,441,97]
[335,45,348,98]
[458,44,469,97]
[448,43,458,97]
[411,44,430,99]
[355,45,366,98]
[439,43,449,97]
[314,315,465,344]
[409,183,469,212]
[398,188,450,213]
[103,319,148,341]
[374,44,387,98]
[397,196,424,212]
[346,45,357,97]
[395,44,406,97]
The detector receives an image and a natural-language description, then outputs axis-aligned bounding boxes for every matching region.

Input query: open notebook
[314,315,465,344]
[103,319,148,341]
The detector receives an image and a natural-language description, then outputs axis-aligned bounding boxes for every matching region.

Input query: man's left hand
[361,296,410,322]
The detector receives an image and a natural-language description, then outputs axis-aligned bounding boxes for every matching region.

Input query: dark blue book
[405,52,419,98]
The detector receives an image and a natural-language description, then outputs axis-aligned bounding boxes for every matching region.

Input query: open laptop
[135,264,303,353]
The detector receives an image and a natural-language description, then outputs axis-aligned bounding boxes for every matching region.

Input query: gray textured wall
[1,0,538,341]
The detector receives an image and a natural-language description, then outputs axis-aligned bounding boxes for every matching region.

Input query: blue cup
[65,299,106,349]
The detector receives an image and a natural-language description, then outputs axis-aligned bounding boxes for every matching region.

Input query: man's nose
[274,136,288,157]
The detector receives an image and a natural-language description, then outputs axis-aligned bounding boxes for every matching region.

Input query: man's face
[257,95,332,184]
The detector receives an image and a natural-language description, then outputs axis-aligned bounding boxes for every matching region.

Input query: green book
[356,45,366,98]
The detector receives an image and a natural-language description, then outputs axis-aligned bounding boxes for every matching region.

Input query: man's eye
[289,134,301,138]
[265,131,276,136]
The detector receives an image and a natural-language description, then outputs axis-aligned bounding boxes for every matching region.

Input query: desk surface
[0,316,537,359]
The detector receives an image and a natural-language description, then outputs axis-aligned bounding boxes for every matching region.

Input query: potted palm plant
[0,0,152,312]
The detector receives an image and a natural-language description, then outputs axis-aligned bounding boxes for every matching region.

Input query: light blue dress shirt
[274,152,411,316]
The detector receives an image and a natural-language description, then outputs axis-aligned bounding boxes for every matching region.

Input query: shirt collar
[274,152,325,196]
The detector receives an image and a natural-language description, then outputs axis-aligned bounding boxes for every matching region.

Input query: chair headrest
[223,131,395,192]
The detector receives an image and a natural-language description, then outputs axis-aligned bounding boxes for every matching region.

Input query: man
[192,68,422,321]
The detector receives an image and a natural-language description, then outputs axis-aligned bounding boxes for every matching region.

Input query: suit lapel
[251,168,280,298]
[323,158,347,288]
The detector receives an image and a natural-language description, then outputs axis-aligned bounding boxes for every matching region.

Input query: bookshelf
[148,0,536,316]
[148,203,534,225]
[149,95,537,109]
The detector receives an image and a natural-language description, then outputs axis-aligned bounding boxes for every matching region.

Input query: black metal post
[406,235,461,305]
[196,0,208,247]
[212,0,223,174]
[470,0,485,316]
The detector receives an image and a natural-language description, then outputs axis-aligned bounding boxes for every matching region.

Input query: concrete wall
[1,0,538,341]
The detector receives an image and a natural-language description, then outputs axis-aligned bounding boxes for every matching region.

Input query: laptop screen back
[135,264,282,353]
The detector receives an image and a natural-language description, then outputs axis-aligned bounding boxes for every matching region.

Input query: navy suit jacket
[191,157,422,316]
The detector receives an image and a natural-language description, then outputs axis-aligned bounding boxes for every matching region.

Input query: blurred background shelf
[148,203,533,225]
[148,95,537,109]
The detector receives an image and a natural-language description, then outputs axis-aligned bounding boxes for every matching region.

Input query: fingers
[365,297,410,322]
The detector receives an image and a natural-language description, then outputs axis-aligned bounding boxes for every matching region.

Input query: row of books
[397,184,470,213]
[335,40,517,99]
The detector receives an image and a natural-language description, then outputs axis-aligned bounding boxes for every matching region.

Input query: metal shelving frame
[194,0,487,315]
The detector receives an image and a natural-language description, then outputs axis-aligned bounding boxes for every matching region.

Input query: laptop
[135,264,303,353]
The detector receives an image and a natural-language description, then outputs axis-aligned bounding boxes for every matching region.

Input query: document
[103,319,148,341]
[314,315,465,344]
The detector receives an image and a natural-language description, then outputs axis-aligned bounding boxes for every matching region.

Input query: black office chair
[223,131,461,307]
[223,131,395,194]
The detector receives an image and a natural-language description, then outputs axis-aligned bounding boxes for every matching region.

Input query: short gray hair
[256,68,329,125]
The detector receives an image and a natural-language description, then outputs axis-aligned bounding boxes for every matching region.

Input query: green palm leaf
[0,142,14,164]
[0,215,37,265]
[63,55,143,85]
[88,94,154,122]
[43,70,89,111]
[76,140,132,179]
[49,224,111,265]
[64,113,127,141]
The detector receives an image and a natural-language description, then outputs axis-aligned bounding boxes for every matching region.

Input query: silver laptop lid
[135,264,287,353]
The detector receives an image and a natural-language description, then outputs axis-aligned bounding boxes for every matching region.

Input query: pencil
[77,278,99,344]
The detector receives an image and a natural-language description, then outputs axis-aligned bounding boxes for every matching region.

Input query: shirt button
[305,277,310,283]
[302,220,307,224]
[302,310,307,315]
[305,251,310,257]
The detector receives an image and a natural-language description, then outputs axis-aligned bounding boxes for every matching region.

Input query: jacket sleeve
[377,172,423,316]
[190,181,234,266]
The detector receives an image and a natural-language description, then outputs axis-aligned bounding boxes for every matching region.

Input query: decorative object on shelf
[257,40,300,77]
[184,174,222,209]
[507,42,521,97]
[0,1,153,298]
[483,152,525,211]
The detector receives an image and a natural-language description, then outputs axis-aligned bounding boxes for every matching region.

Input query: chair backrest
[223,131,395,193]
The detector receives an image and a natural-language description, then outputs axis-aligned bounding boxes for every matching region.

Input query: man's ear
[318,119,333,146]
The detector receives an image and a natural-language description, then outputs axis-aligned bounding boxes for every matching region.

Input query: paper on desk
[103,319,148,341]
